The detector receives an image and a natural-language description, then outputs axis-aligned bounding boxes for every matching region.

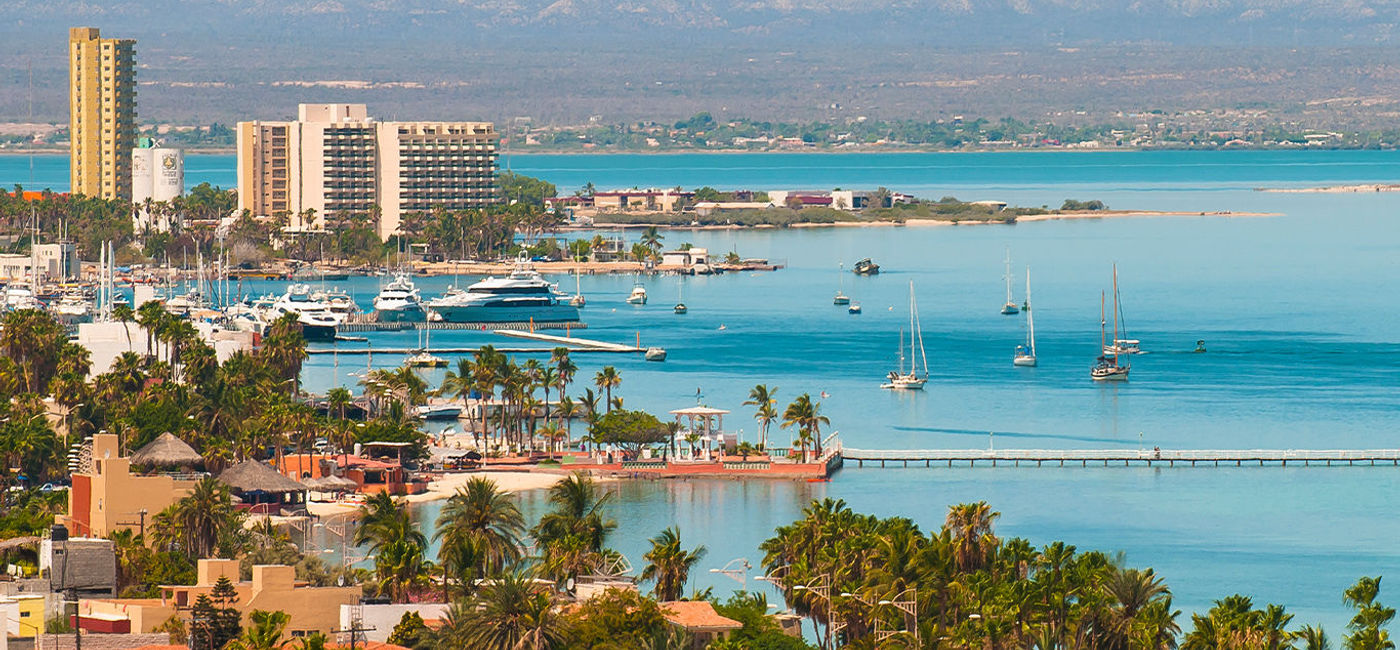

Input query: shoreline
[1258,183,1400,193]
[304,469,568,517]
[589,209,1280,232]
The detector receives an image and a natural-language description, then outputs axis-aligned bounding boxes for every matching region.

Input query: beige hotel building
[236,104,499,238]
[69,27,137,201]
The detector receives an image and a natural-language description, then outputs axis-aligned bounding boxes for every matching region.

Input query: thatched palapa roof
[219,460,307,494]
[130,432,203,467]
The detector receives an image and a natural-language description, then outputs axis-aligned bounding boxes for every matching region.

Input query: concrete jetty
[842,448,1400,468]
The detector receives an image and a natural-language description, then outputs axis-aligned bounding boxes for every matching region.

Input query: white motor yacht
[426,260,579,323]
[626,283,648,305]
[372,272,427,323]
[270,284,341,341]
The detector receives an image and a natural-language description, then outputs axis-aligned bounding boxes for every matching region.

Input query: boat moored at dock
[425,260,580,324]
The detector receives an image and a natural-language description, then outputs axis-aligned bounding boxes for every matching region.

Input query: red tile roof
[660,601,743,630]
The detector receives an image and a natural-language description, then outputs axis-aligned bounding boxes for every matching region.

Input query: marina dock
[308,328,647,356]
[842,448,1400,468]
[337,320,589,333]
[491,329,642,352]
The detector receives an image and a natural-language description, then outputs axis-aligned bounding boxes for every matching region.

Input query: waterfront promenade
[842,448,1400,468]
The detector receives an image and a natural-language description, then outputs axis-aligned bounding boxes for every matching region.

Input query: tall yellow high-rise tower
[69,27,136,201]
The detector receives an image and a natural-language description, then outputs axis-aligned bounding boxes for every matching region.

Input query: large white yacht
[372,272,427,323]
[270,284,342,341]
[426,261,579,324]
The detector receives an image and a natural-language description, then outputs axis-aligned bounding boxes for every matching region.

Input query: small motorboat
[848,302,862,314]
[406,350,448,368]
[1103,339,1142,356]
[674,303,687,314]
[645,347,667,361]
[853,258,880,275]
[626,283,648,305]
[415,404,463,420]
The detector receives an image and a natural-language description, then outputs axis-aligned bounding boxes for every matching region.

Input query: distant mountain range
[8,0,1400,46]
[4,1,1400,125]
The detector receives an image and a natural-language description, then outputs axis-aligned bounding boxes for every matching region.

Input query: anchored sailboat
[1091,272,1130,381]
[1102,265,1140,355]
[674,278,687,314]
[833,262,850,305]
[1014,268,1037,367]
[1001,249,1020,315]
[882,281,929,390]
[569,266,586,307]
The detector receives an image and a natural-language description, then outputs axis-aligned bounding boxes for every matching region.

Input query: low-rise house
[338,603,450,643]
[80,559,359,637]
[61,433,202,539]
[659,601,743,649]
[592,189,692,213]
[691,201,775,218]
[660,247,709,269]
[218,461,308,515]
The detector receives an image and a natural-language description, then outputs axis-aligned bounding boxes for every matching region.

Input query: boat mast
[1025,268,1035,356]
[1112,264,1121,351]
[1100,291,1108,359]
[1004,249,1013,305]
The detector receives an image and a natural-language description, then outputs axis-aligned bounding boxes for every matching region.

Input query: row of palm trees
[760,498,1392,650]
[347,472,718,649]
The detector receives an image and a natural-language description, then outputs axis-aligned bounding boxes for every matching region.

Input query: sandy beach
[1017,209,1280,221]
[303,469,567,517]
[1258,184,1400,193]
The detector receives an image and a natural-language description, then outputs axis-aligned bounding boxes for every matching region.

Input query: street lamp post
[794,575,843,650]
[877,588,919,646]
[709,558,751,591]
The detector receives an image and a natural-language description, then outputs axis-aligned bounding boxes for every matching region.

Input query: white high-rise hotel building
[236,104,499,238]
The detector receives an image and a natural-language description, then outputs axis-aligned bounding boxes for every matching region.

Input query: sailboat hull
[881,377,927,390]
[1013,356,1037,367]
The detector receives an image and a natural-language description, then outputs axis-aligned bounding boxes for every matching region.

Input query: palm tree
[354,492,431,602]
[136,300,169,362]
[743,384,778,450]
[944,501,999,573]
[1295,625,1331,650]
[149,477,242,559]
[780,393,828,461]
[532,472,616,552]
[112,303,136,352]
[640,526,707,602]
[225,610,289,650]
[594,366,621,413]
[434,477,526,591]
[442,569,565,650]
[640,225,664,256]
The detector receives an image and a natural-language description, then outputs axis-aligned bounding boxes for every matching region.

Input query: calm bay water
[6,150,1400,629]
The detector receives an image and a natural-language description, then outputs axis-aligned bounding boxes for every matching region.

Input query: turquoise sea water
[6,151,1400,630]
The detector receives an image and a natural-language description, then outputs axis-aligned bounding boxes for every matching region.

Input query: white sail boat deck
[882,281,929,390]
[1092,266,1131,381]
[1001,249,1020,315]
[1014,268,1037,367]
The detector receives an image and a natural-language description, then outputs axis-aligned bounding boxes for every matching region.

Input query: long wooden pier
[842,448,1400,468]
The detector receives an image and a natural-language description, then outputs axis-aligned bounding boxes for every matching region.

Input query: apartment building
[69,27,137,201]
[237,104,499,238]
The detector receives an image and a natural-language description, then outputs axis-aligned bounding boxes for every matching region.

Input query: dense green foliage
[589,409,670,460]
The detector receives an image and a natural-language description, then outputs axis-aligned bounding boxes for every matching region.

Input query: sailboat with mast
[1091,271,1130,381]
[1014,268,1037,367]
[1001,249,1020,315]
[833,262,850,305]
[882,281,929,390]
[1101,265,1141,355]
[569,267,586,307]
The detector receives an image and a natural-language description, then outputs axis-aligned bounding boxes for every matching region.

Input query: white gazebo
[670,406,730,461]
